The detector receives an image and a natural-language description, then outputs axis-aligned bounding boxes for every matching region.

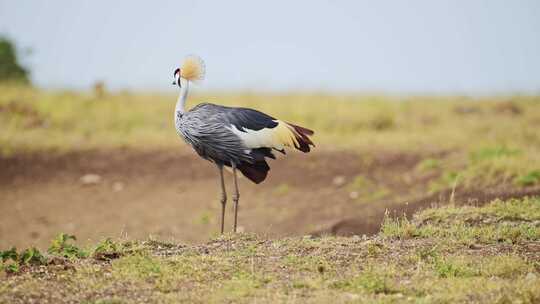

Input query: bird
[172,55,315,234]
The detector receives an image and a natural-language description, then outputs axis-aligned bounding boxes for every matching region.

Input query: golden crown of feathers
[180,55,206,82]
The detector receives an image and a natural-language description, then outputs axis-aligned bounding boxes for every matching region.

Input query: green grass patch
[516,170,540,186]
[383,197,540,245]
[331,267,399,294]
[48,233,88,259]
[470,146,522,163]
[380,213,419,239]
[416,158,442,171]
[0,247,47,273]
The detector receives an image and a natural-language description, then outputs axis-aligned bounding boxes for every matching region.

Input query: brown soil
[1,148,537,249]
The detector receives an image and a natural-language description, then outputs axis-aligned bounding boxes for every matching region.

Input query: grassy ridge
[1,85,540,151]
[1,197,539,303]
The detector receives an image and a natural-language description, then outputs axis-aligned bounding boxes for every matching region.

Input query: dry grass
[2,85,539,189]
[2,85,540,152]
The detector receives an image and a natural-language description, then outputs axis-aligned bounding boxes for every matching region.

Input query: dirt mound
[316,186,540,237]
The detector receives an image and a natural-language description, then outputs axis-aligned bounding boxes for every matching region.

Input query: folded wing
[223,107,315,153]
[183,104,315,184]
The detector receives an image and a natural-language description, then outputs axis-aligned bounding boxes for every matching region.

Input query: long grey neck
[175,78,189,115]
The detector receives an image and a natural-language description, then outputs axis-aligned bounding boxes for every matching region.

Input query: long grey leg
[231,162,240,233]
[217,164,227,234]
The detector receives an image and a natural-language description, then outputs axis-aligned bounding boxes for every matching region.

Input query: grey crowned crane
[172,56,315,234]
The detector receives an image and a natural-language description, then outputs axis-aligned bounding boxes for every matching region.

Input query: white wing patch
[227,120,299,150]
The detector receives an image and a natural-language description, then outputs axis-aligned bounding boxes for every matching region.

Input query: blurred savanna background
[1,1,540,302]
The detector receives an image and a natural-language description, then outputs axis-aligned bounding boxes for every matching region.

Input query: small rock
[48,256,70,266]
[468,243,482,250]
[525,272,537,281]
[332,175,346,187]
[349,191,359,199]
[80,174,102,185]
[112,181,124,192]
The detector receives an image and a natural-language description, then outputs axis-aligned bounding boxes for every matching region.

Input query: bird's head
[172,68,181,87]
[172,55,206,88]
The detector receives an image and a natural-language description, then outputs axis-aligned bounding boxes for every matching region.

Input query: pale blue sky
[1,0,539,93]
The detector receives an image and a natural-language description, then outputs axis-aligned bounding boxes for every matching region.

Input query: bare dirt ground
[1,148,539,249]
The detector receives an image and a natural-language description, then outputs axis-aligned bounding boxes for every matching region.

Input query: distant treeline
[0,37,30,84]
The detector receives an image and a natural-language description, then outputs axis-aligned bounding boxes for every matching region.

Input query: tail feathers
[287,123,315,153]
[238,160,270,184]
[289,123,314,136]
[233,123,314,183]
[251,147,276,160]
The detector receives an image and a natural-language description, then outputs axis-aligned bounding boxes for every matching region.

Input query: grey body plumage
[176,103,251,166]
